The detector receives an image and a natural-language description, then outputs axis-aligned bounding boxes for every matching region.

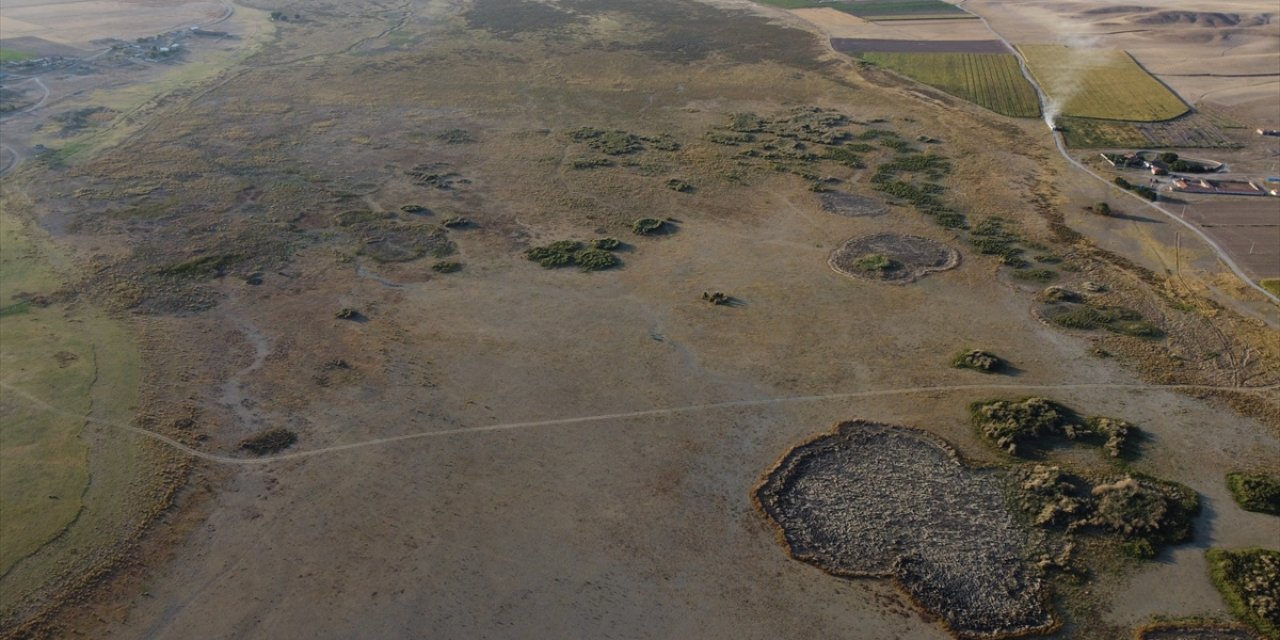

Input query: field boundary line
[3,380,1274,467]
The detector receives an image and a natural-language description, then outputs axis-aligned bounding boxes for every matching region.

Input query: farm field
[790,10,992,39]
[861,52,1040,118]
[1179,198,1280,280]
[1018,45,1190,122]
[757,0,971,20]
[1058,113,1239,149]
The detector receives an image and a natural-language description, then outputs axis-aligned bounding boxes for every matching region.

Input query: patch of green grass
[0,300,32,317]
[1226,472,1280,515]
[0,48,33,63]
[1207,548,1280,639]
[853,253,898,272]
[1261,279,1280,297]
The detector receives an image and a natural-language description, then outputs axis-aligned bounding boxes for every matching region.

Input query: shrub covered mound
[971,397,1137,458]
[1227,473,1280,515]
[755,422,1057,639]
[952,349,1006,374]
[1014,466,1199,558]
[1044,302,1163,338]
[524,239,621,271]
[239,428,298,455]
[1207,548,1280,639]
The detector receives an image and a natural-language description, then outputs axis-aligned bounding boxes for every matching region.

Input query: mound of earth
[828,233,959,284]
[754,422,1056,639]
[818,191,887,217]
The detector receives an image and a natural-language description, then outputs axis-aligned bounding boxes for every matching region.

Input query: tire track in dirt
[2,380,1274,467]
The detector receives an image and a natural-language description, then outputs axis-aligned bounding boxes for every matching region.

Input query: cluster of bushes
[1045,303,1162,338]
[968,218,1028,267]
[951,349,1006,373]
[570,157,613,170]
[566,127,680,154]
[632,217,670,235]
[1207,548,1280,638]
[1226,472,1280,515]
[1015,465,1199,558]
[156,253,242,279]
[431,261,462,273]
[239,428,298,455]
[1114,177,1158,201]
[1011,268,1057,283]
[971,397,1138,458]
[524,239,620,271]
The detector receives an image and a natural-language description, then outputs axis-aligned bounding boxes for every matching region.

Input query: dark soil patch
[829,233,959,284]
[754,422,1056,639]
[818,191,887,217]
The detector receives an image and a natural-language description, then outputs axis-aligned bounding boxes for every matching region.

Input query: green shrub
[572,248,619,271]
[593,237,621,250]
[431,261,462,273]
[952,349,1005,373]
[1227,472,1280,515]
[239,428,298,454]
[853,253,898,272]
[632,217,667,235]
[1207,548,1280,639]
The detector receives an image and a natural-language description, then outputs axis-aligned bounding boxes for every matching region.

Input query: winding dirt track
[3,380,1274,467]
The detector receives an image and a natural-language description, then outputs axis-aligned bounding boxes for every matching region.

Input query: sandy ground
[0,0,226,49]
[789,8,996,40]
[4,0,1278,638]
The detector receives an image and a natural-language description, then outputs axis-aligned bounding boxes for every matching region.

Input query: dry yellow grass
[1018,45,1189,122]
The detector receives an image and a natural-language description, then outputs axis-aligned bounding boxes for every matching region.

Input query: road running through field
[3,380,1275,467]
[956,0,1280,309]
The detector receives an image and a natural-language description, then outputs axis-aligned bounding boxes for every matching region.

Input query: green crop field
[0,48,33,63]
[1019,45,1189,122]
[754,0,972,19]
[863,52,1040,118]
